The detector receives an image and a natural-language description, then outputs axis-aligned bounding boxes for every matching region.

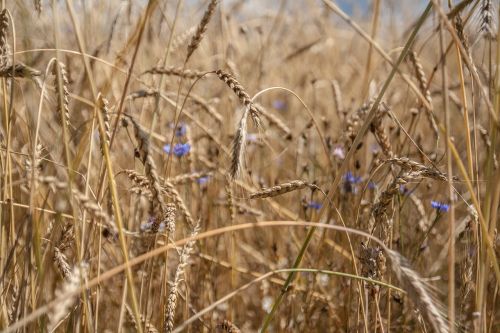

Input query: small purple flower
[307,201,322,210]
[344,172,362,184]
[173,143,191,157]
[197,176,209,185]
[164,143,191,157]
[431,201,449,212]
[272,99,286,110]
[368,181,377,190]
[175,124,187,137]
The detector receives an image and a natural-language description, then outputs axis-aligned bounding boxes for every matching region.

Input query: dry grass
[0,1,499,332]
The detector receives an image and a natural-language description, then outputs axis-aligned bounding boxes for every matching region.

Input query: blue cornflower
[173,143,190,157]
[368,181,377,190]
[175,123,187,137]
[431,201,449,212]
[163,143,191,157]
[307,201,322,210]
[344,172,362,184]
[272,99,286,110]
[197,176,209,185]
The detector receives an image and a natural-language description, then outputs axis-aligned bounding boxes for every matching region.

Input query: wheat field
[0,0,499,332]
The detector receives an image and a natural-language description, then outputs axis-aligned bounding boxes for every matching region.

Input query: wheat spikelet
[330,79,344,118]
[163,181,195,228]
[125,304,159,333]
[215,69,262,127]
[34,0,42,15]
[0,63,41,79]
[407,50,439,142]
[164,203,176,234]
[216,320,241,333]
[370,103,393,158]
[385,157,449,181]
[171,26,197,53]
[128,89,159,100]
[0,9,10,70]
[48,263,88,331]
[53,247,71,279]
[128,116,168,232]
[97,94,111,154]
[164,221,200,333]
[229,108,249,179]
[480,0,495,38]
[52,61,71,128]
[386,249,449,333]
[143,66,206,79]
[225,175,236,223]
[186,0,219,61]
[250,180,321,199]
[169,171,212,185]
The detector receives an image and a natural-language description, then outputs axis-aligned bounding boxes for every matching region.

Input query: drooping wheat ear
[128,116,167,232]
[330,79,344,118]
[53,247,71,279]
[215,69,262,178]
[97,94,111,154]
[0,63,42,79]
[52,61,71,128]
[186,0,219,61]
[385,157,449,181]
[215,69,262,127]
[370,102,394,158]
[34,0,42,15]
[164,221,200,333]
[143,66,207,79]
[480,0,494,38]
[386,249,449,333]
[250,180,321,199]
[125,304,159,333]
[169,171,212,185]
[48,263,88,331]
[0,9,10,70]
[127,89,159,100]
[407,50,439,142]
[216,320,241,333]
[258,103,292,139]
